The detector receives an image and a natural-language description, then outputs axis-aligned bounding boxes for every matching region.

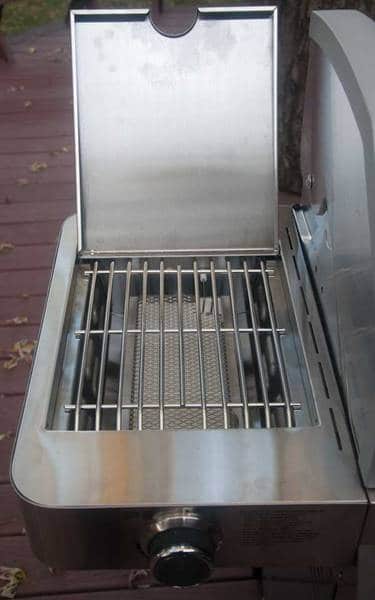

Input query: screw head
[305,173,315,190]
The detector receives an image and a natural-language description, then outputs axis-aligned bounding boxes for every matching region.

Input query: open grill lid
[71,7,278,256]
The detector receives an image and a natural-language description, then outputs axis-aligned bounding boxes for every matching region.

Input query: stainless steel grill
[55,256,310,432]
[13,8,374,591]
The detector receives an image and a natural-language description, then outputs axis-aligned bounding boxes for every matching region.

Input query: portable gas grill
[11,6,375,595]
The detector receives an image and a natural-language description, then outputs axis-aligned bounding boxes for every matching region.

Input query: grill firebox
[49,256,316,432]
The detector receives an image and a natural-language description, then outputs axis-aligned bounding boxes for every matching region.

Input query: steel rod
[75,326,286,336]
[159,260,165,430]
[227,261,250,429]
[85,267,275,276]
[137,261,148,430]
[117,260,132,430]
[243,260,271,428]
[210,261,229,429]
[65,401,302,411]
[177,264,185,407]
[74,261,98,432]
[193,261,207,429]
[260,260,293,427]
[95,261,114,431]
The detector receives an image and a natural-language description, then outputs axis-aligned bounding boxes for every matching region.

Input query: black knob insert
[151,544,212,587]
[148,527,215,587]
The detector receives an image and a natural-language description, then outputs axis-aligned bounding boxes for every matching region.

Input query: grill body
[12,208,366,571]
[11,6,375,589]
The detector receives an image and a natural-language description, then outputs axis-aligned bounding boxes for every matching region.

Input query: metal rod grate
[67,257,298,431]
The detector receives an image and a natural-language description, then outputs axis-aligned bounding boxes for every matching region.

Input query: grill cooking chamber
[49,255,316,432]
[11,6,375,591]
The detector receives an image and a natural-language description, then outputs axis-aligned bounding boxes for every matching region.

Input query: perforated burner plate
[127,295,240,430]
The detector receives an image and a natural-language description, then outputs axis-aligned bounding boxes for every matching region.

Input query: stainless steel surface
[11,209,367,572]
[19,501,367,571]
[48,252,315,432]
[300,10,375,486]
[71,7,278,255]
[141,509,220,549]
[12,209,365,511]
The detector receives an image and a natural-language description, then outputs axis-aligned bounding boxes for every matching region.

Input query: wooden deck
[0,21,356,600]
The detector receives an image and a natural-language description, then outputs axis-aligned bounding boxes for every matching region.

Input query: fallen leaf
[128,569,151,589]
[0,316,29,326]
[12,340,36,362]
[30,161,47,173]
[0,243,15,254]
[28,46,36,54]
[0,566,26,599]
[3,339,37,371]
[17,178,29,186]
[8,85,24,93]
[47,47,63,57]
[50,146,70,157]
[24,100,32,108]
[0,432,12,441]
[3,357,18,370]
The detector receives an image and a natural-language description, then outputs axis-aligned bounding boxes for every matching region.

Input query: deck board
[0,484,25,536]
[17,581,260,599]
[0,269,51,297]
[0,395,23,483]
[0,150,73,169]
[1,38,76,598]
[0,325,39,350]
[0,244,56,270]
[1,199,74,222]
[0,296,45,324]
[0,220,64,245]
[0,535,257,598]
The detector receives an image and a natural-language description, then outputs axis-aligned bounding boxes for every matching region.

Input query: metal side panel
[71,7,278,256]
[299,10,375,488]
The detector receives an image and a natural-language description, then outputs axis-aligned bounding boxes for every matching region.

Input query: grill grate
[64,258,300,431]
